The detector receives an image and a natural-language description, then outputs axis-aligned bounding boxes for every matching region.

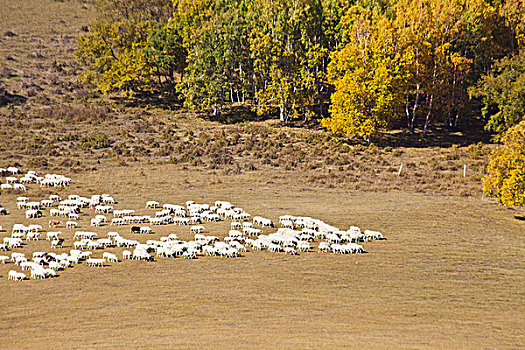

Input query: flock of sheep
[0,167,385,281]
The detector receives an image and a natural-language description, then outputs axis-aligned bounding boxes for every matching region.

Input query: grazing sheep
[66,221,78,228]
[97,238,113,248]
[5,237,22,248]
[13,184,27,191]
[190,225,205,234]
[268,243,283,253]
[103,252,118,263]
[132,249,153,261]
[26,231,41,241]
[364,230,384,241]
[49,220,63,228]
[8,270,26,281]
[101,195,116,204]
[182,251,197,259]
[25,209,42,219]
[30,268,47,280]
[51,238,64,249]
[95,205,113,214]
[145,201,160,209]
[86,258,105,267]
[68,213,80,220]
[48,261,62,271]
[284,247,298,255]
[86,241,101,250]
[91,218,102,227]
[5,176,18,184]
[110,218,124,226]
[0,183,13,190]
[140,227,153,234]
[7,167,20,175]
[318,242,330,252]
[32,252,46,259]
[231,221,242,230]
[281,220,294,229]
[297,241,311,252]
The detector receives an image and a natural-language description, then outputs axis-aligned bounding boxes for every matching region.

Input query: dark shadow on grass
[0,86,27,107]
[204,105,267,125]
[374,117,492,148]
[514,215,525,221]
[109,90,184,111]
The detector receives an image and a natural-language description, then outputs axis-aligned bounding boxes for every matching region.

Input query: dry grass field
[1,0,524,349]
[0,165,523,349]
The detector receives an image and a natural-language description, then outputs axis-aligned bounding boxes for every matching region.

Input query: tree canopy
[483,120,525,207]
[75,0,524,140]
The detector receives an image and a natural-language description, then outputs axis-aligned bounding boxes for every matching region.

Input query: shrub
[483,120,525,206]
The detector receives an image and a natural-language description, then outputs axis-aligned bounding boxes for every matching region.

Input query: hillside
[0,1,524,350]
[0,0,495,199]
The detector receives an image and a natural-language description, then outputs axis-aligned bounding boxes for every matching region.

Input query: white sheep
[51,238,63,249]
[66,221,78,228]
[110,218,124,226]
[7,167,19,175]
[48,261,61,271]
[90,218,102,227]
[284,246,298,255]
[103,252,118,263]
[132,248,153,261]
[5,238,22,248]
[32,252,46,259]
[268,243,283,252]
[0,183,13,190]
[122,250,132,260]
[13,183,27,191]
[26,231,41,241]
[97,238,113,248]
[318,242,330,252]
[8,270,26,280]
[5,176,18,184]
[86,258,105,267]
[25,209,41,219]
[146,201,161,208]
[281,220,294,229]
[140,227,153,234]
[30,268,46,280]
[68,213,80,220]
[364,230,384,240]
[86,241,101,250]
[231,221,242,230]
[297,241,311,252]
[190,225,205,234]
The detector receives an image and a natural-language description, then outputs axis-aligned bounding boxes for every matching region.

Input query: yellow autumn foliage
[322,7,403,140]
[483,120,525,206]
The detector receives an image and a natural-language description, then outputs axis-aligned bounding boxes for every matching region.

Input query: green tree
[144,24,187,91]
[250,0,329,121]
[470,49,525,138]
[174,0,253,116]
